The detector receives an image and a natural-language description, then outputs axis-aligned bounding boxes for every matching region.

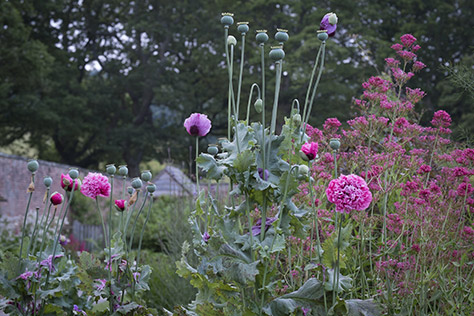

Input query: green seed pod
[237,22,249,34]
[269,46,285,61]
[208,145,219,155]
[254,98,263,113]
[147,183,156,193]
[43,176,53,188]
[141,170,152,182]
[220,13,234,26]
[275,29,289,43]
[256,30,269,44]
[317,31,328,41]
[329,138,341,150]
[292,113,302,126]
[131,177,143,189]
[106,164,116,175]
[27,159,39,173]
[227,35,237,46]
[69,168,79,179]
[118,165,128,177]
[127,186,134,195]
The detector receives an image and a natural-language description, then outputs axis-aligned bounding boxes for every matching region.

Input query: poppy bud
[114,199,127,212]
[50,192,63,206]
[118,165,128,177]
[43,177,53,188]
[254,98,263,113]
[227,35,237,46]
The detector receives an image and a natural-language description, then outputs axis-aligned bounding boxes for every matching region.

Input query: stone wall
[0,152,129,219]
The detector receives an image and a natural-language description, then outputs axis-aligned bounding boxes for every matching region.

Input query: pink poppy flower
[80,172,111,199]
[184,113,212,137]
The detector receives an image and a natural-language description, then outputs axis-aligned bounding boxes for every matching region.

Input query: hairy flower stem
[128,192,149,252]
[301,43,323,136]
[245,192,254,262]
[108,176,114,313]
[260,43,267,175]
[308,165,322,264]
[34,204,51,257]
[37,205,55,262]
[302,42,326,139]
[333,213,344,306]
[246,83,261,124]
[26,208,39,257]
[95,199,108,248]
[136,194,153,267]
[31,188,51,255]
[236,32,246,120]
[195,137,200,192]
[19,174,35,265]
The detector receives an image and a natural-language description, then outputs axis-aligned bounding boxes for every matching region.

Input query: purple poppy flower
[40,254,64,271]
[184,113,212,137]
[252,217,277,236]
[202,231,210,243]
[320,13,338,37]
[258,168,269,181]
[73,304,87,316]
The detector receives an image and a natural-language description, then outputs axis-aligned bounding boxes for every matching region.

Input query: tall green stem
[302,42,326,137]
[333,213,344,305]
[246,83,261,124]
[19,174,35,263]
[236,32,246,120]
[136,194,153,267]
[108,176,114,313]
[195,137,200,193]
[95,199,108,248]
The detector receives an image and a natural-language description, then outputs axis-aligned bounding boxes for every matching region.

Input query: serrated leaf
[234,150,255,173]
[197,154,226,180]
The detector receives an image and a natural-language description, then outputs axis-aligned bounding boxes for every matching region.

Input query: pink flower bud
[114,199,127,212]
[301,142,319,161]
[50,192,63,206]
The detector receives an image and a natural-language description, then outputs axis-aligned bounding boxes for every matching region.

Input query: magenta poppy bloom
[320,13,337,36]
[326,174,372,213]
[184,113,212,137]
[61,173,81,191]
[301,142,319,160]
[50,192,63,206]
[114,199,126,212]
[80,172,111,199]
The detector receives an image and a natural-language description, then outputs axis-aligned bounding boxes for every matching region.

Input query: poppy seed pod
[237,22,249,34]
[27,160,39,173]
[146,183,156,193]
[127,186,134,195]
[43,176,53,188]
[118,165,128,177]
[131,177,143,189]
[269,46,285,61]
[256,30,269,44]
[69,168,79,179]
[275,29,289,43]
[141,170,152,182]
[220,13,234,26]
[208,145,219,155]
[106,164,116,175]
[317,30,328,41]
[329,138,341,150]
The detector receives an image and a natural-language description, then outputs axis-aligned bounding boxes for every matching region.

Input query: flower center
[189,125,200,136]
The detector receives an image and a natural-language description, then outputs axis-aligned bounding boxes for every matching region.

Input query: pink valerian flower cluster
[406,87,426,104]
[326,174,373,213]
[431,110,452,128]
[81,172,111,199]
